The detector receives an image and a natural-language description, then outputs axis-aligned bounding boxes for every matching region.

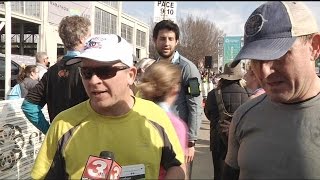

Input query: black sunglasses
[78,66,129,80]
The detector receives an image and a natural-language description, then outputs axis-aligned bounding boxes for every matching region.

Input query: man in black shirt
[21,15,91,134]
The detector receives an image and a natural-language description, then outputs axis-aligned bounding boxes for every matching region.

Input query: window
[136,48,140,59]
[25,2,40,18]
[99,1,118,9]
[136,30,146,48]
[0,1,41,19]
[121,23,133,44]
[94,7,117,35]
[11,2,24,14]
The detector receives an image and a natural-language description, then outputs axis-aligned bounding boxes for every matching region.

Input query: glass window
[95,8,102,35]
[25,2,40,18]
[136,30,146,48]
[11,2,24,14]
[1,1,41,19]
[121,23,133,44]
[99,1,118,9]
[94,7,117,35]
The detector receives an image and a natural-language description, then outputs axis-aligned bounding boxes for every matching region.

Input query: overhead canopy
[0,15,39,34]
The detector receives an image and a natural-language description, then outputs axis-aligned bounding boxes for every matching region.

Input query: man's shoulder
[176,54,201,79]
[36,63,47,69]
[178,54,196,67]
[53,100,89,125]
[232,94,267,124]
[208,89,216,96]
[47,60,64,71]
[222,82,248,94]
[135,97,166,113]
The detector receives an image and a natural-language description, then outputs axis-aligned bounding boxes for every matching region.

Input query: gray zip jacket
[169,51,203,142]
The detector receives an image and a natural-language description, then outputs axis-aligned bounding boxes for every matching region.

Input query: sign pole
[4,1,11,100]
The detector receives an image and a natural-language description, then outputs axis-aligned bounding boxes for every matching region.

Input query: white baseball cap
[66,34,134,67]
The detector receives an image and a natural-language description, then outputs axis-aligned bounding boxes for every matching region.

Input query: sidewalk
[191,116,214,179]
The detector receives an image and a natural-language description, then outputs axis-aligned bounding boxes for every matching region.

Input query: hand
[220,120,231,136]
[185,146,195,163]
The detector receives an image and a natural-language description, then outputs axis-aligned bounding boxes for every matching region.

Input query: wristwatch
[188,141,196,147]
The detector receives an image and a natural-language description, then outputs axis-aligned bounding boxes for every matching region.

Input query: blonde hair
[137,61,181,102]
[135,58,156,71]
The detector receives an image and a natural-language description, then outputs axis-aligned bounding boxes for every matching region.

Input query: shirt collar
[65,50,81,57]
[36,63,48,69]
[171,51,180,64]
[253,88,264,95]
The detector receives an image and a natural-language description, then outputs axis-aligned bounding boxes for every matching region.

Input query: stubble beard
[157,49,175,59]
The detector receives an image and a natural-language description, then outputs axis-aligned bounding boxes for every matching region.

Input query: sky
[122,1,320,36]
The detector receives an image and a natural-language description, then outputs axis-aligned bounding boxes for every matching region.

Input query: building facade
[0,1,149,64]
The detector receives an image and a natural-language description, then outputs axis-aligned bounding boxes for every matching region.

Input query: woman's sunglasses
[78,66,129,80]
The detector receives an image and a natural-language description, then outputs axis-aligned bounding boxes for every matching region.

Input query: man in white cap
[224,1,320,179]
[31,34,186,179]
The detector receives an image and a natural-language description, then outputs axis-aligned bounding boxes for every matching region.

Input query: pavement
[191,116,214,180]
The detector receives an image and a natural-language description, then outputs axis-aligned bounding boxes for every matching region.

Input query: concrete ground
[191,117,214,180]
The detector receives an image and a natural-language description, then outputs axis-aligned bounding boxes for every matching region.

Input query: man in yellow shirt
[31,34,186,179]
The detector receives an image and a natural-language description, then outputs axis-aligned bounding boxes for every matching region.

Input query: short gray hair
[35,52,48,63]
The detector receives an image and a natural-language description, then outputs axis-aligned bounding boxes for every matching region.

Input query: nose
[260,60,275,78]
[252,60,275,79]
[164,38,170,45]
[88,73,102,84]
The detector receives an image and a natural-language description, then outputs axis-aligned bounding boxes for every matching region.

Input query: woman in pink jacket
[137,60,188,179]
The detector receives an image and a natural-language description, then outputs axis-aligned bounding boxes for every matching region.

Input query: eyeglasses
[78,66,129,80]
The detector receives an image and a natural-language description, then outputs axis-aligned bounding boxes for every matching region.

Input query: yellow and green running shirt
[31,97,184,179]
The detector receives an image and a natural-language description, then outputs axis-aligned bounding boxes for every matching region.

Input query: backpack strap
[214,88,232,117]
[214,88,232,147]
[244,86,251,98]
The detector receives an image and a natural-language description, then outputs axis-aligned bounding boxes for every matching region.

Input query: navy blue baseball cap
[230,1,318,67]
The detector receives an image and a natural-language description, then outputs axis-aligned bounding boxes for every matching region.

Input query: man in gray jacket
[153,20,203,178]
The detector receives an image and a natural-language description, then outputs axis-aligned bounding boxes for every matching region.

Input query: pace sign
[154,1,177,23]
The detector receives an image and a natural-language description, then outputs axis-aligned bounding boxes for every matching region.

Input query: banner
[223,36,242,65]
[48,1,92,25]
[0,99,47,179]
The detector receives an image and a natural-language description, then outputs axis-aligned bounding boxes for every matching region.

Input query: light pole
[217,36,224,73]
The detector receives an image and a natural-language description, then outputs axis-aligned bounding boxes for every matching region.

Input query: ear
[172,83,180,93]
[127,67,137,86]
[80,35,88,45]
[30,71,37,79]
[311,33,320,61]
[176,39,179,46]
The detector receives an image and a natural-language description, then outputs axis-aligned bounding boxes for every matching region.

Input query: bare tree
[178,14,224,68]
[148,18,158,59]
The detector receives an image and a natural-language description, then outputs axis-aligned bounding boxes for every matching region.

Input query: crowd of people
[4,1,320,179]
